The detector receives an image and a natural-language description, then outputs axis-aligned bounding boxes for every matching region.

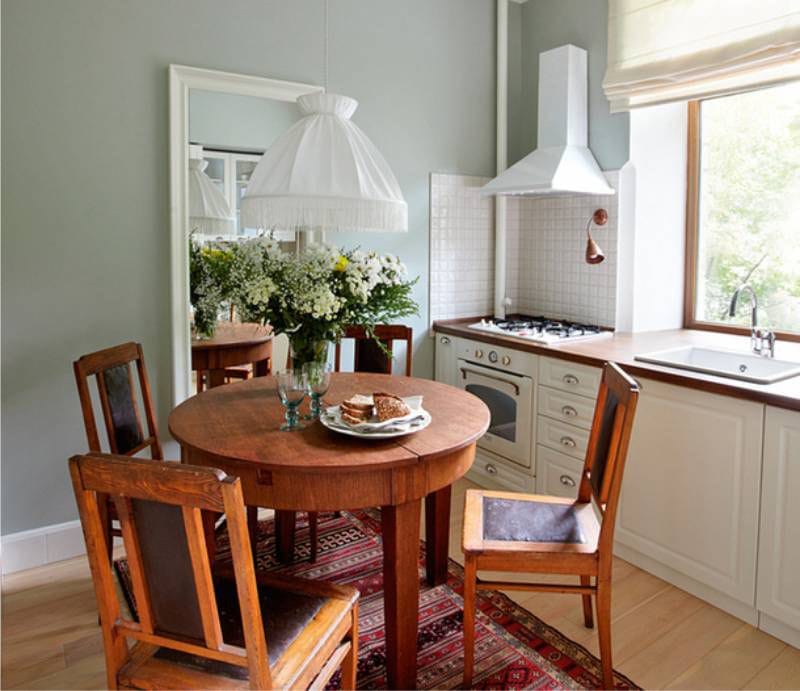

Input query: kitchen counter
[433,318,800,411]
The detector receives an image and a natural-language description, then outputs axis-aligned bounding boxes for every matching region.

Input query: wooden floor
[3,477,799,690]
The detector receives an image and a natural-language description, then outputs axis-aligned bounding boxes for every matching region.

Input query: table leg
[425,485,452,586]
[253,358,269,377]
[202,511,217,564]
[247,506,259,566]
[274,510,296,562]
[208,368,226,388]
[382,498,421,690]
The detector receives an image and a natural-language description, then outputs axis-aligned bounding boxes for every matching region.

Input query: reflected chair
[73,342,164,557]
[461,362,639,689]
[70,453,359,690]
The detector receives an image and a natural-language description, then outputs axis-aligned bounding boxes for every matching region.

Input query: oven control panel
[456,336,537,376]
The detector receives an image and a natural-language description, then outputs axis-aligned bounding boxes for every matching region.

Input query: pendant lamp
[188,146,236,236]
[240,2,407,234]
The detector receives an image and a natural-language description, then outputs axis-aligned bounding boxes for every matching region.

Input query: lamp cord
[324,0,329,91]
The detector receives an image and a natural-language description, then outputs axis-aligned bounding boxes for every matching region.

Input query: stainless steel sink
[634,346,800,384]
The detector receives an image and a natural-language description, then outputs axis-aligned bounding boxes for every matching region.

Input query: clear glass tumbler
[303,361,332,420]
[276,369,307,431]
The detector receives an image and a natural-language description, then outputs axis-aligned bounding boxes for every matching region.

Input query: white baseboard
[1,520,85,575]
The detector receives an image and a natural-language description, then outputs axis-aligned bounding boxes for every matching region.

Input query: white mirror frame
[168,64,323,406]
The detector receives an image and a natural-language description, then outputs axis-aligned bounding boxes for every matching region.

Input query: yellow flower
[334,255,349,272]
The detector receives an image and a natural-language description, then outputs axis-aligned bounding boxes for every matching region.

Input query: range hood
[482,44,614,197]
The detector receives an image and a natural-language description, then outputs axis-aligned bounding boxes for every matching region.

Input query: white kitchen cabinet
[615,379,763,613]
[537,445,582,499]
[434,333,459,387]
[757,406,800,647]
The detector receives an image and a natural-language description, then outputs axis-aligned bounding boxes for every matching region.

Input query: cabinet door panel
[434,335,457,387]
[537,445,583,499]
[616,379,762,605]
[757,407,800,630]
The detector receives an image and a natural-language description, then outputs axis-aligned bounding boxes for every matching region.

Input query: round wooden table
[191,322,273,391]
[168,373,489,689]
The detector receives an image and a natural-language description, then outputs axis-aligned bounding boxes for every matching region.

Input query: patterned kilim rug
[116,509,640,690]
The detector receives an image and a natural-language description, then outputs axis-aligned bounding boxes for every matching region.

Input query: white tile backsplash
[429,173,495,323]
[430,171,620,328]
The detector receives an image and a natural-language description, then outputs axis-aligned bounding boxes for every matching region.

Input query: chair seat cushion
[152,578,327,679]
[483,497,586,543]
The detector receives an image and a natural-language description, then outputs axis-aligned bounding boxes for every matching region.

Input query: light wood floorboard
[3,478,798,689]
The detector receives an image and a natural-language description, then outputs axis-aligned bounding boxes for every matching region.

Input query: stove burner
[468,315,609,344]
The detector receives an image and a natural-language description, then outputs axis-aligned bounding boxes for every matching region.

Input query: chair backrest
[73,342,163,459]
[69,453,271,688]
[334,325,413,376]
[577,362,639,556]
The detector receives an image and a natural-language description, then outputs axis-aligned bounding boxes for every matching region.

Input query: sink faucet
[728,284,775,358]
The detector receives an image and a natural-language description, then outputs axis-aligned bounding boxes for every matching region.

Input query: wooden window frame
[683,98,800,342]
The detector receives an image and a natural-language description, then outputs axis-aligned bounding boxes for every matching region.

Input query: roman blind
[603,0,800,112]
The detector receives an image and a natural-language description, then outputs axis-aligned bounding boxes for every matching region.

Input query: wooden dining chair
[73,342,163,557]
[461,362,639,689]
[334,325,413,376]
[70,453,359,690]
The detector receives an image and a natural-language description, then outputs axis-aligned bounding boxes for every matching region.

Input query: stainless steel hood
[482,44,614,197]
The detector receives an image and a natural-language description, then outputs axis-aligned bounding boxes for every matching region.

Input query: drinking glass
[276,369,307,431]
[303,361,332,420]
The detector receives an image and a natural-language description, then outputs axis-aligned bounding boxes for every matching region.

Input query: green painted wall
[508,0,629,170]
[1,0,496,534]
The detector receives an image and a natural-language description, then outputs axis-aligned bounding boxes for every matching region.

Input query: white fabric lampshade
[189,157,236,236]
[240,93,408,233]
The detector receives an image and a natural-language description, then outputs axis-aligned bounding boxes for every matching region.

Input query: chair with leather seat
[334,324,413,377]
[461,361,639,689]
[73,342,164,558]
[70,453,359,690]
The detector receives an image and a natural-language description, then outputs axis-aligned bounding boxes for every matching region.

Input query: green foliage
[188,238,419,355]
[698,82,800,332]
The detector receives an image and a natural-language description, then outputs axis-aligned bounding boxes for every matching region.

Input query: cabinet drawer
[536,445,584,499]
[539,357,601,398]
[467,449,536,493]
[537,416,589,460]
[539,386,596,430]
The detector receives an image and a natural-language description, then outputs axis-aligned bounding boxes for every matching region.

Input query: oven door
[457,359,534,468]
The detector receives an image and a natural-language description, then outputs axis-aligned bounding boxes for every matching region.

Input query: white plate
[320,398,432,439]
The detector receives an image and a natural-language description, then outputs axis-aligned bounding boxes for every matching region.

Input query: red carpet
[117,509,640,689]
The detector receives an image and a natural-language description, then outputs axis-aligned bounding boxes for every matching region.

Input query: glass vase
[288,335,330,371]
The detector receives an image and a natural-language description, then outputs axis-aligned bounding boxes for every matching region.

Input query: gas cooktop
[468,316,612,344]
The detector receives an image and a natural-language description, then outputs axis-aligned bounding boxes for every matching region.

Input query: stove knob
[502,355,511,366]
[475,349,484,359]
[488,350,498,363]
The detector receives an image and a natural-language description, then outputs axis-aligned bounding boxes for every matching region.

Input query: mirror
[169,66,323,404]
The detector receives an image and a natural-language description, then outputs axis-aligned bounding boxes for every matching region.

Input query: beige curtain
[603,0,800,112]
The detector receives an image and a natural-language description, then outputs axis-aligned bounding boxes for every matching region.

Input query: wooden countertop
[433,318,800,412]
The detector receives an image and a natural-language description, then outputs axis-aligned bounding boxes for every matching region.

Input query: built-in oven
[456,357,534,468]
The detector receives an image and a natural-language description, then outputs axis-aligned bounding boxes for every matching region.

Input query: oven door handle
[459,365,521,396]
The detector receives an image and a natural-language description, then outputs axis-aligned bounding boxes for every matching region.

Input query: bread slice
[342,394,373,413]
[373,392,411,422]
[341,411,368,426]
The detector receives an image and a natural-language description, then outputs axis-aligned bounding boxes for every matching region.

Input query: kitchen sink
[634,346,800,384]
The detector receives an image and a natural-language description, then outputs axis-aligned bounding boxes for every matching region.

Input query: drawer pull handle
[563,374,579,385]
[485,463,498,475]
[439,336,451,345]
[560,436,576,448]
[562,405,578,418]
[560,474,576,487]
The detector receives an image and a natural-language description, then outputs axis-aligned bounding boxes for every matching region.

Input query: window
[685,81,800,338]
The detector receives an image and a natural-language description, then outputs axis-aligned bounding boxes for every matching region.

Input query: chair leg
[580,575,594,628]
[596,581,614,689]
[462,555,478,688]
[341,603,359,690]
[308,511,318,562]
